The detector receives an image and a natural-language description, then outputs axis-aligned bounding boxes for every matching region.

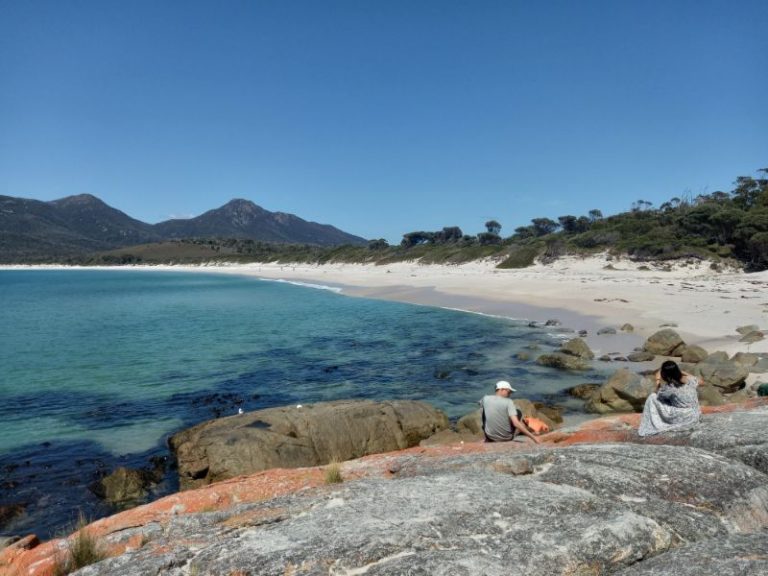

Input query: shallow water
[0,269,608,538]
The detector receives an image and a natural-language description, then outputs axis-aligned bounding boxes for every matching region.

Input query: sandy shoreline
[4,255,767,358]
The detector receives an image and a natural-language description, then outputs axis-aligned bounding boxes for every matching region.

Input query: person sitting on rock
[481,381,540,443]
[638,360,702,437]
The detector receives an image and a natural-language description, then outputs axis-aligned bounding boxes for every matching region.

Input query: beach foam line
[441,306,529,324]
[258,277,343,293]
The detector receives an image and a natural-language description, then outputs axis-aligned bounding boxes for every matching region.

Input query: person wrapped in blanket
[639,360,702,437]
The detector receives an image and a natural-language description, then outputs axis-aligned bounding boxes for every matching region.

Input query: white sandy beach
[5,255,768,358]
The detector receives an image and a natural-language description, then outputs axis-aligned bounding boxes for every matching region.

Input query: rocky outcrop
[5,403,768,576]
[596,326,617,335]
[642,329,685,356]
[586,369,655,413]
[615,531,768,575]
[169,399,450,489]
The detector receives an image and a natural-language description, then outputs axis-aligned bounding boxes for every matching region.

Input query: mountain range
[0,194,367,263]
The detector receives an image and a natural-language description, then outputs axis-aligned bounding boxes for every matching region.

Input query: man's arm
[510,414,540,444]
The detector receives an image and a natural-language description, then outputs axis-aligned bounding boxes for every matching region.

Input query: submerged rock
[93,467,149,506]
[535,352,591,371]
[566,383,601,400]
[0,503,25,529]
[596,326,617,335]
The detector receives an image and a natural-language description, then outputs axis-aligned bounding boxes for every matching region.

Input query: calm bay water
[0,269,604,538]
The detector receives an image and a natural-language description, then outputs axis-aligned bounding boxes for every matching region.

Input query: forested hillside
[94,168,768,271]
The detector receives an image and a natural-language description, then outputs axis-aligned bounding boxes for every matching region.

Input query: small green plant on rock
[324,461,343,484]
[52,512,107,575]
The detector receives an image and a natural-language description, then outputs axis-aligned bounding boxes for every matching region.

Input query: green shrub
[496,245,541,269]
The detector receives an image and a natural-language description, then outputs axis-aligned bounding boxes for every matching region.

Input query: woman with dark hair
[638,360,702,437]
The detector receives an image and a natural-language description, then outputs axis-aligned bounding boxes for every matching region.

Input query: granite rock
[560,337,594,360]
[586,369,655,413]
[642,329,685,356]
[169,399,450,489]
[70,412,768,576]
[535,352,591,371]
[680,344,708,363]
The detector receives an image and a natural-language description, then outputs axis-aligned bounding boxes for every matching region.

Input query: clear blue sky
[1,1,766,243]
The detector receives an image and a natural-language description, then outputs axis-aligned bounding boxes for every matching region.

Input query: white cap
[495,380,517,392]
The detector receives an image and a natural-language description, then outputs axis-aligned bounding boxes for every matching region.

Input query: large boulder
[680,344,709,363]
[704,351,730,363]
[560,337,594,360]
[627,351,655,362]
[535,352,590,371]
[566,383,601,399]
[740,330,765,344]
[697,383,726,407]
[736,324,760,335]
[586,369,654,413]
[169,400,449,489]
[642,329,685,356]
[690,362,750,393]
[731,352,759,367]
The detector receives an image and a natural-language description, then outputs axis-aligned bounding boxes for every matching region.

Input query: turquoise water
[0,269,604,538]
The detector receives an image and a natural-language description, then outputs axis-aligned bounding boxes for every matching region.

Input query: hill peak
[51,193,104,206]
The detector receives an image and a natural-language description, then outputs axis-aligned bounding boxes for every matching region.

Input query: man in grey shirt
[481,381,540,443]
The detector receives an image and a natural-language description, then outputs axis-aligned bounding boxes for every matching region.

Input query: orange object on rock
[523,416,550,434]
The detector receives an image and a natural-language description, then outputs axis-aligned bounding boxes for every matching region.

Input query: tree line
[389,168,768,270]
